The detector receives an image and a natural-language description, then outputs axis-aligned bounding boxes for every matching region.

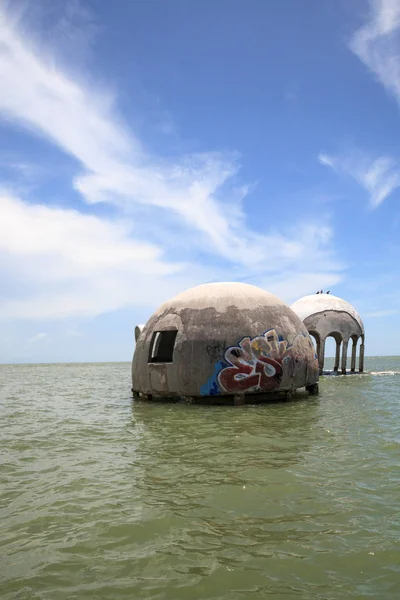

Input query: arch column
[334,340,341,372]
[315,337,321,363]
[351,338,357,373]
[318,337,325,375]
[341,339,348,375]
[359,340,365,373]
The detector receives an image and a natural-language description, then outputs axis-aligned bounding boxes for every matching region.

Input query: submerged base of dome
[132,384,319,405]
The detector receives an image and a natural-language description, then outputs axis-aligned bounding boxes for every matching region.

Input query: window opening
[149,330,177,363]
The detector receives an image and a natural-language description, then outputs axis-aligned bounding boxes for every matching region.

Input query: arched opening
[309,331,323,374]
[324,332,342,374]
[324,337,336,372]
[309,331,320,357]
[347,338,353,371]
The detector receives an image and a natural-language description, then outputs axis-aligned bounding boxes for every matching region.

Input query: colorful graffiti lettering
[200,330,318,396]
[217,329,288,393]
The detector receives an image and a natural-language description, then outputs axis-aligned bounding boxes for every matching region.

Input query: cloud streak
[0,191,195,319]
[0,190,343,319]
[0,7,268,265]
[364,309,399,318]
[27,332,49,344]
[350,0,400,104]
[318,151,400,208]
[318,2,400,210]
[0,5,343,321]
[0,6,344,267]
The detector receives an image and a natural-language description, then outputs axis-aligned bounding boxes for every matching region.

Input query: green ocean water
[1,357,399,599]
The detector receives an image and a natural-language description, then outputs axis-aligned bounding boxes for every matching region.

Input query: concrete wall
[304,310,363,343]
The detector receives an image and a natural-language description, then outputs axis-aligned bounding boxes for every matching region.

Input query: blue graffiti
[200,360,226,396]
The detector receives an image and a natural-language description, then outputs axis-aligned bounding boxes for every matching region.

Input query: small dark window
[148,330,177,363]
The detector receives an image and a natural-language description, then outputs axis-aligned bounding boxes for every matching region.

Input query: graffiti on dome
[200,329,318,396]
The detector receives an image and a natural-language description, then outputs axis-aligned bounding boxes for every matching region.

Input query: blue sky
[0,0,399,362]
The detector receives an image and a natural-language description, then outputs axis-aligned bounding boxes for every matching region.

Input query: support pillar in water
[318,337,325,375]
[359,342,365,373]
[341,339,348,375]
[334,340,341,372]
[351,339,357,373]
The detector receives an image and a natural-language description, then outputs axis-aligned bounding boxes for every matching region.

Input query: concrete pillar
[318,338,325,375]
[234,394,245,406]
[351,340,357,372]
[306,383,319,395]
[341,340,348,374]
[334,340,341,372]
[359,343,365,373]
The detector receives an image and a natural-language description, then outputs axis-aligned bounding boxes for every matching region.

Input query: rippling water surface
[1,357,400,599]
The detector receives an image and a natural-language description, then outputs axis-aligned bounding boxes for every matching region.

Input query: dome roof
[291,294,364,332]
[157,282,286,313]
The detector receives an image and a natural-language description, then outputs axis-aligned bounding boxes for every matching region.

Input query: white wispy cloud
[27,332,49,344]
[318,152,400,208]
[0,190,342,319]
[0,7,260,264]
[0,7,341,263]
[350,0,400,104]
[0,191,196,319]
[261,271,343,305]
[66,329,82,337]
[318,1,400,210]
[0,6,343,321]
[364,309,399,318]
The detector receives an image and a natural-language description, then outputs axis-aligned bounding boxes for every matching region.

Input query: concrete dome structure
[290,293,365,375]
[132,282,319,404]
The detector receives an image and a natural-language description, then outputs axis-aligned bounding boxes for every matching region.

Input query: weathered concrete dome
[132,282,319,403]
[291,293,365,374]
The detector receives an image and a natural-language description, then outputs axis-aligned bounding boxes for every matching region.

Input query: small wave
[370,371,400,376]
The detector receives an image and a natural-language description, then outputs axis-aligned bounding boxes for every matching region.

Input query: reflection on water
[1,358,400,599]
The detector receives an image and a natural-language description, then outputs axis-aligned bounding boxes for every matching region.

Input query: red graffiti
[217,329,287,394]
